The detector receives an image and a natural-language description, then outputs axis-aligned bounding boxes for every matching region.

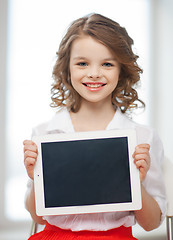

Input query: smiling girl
[69,35,120,132]
[24,13,166,240]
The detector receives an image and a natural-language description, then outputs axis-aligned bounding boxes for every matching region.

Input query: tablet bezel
[33,129,141,216]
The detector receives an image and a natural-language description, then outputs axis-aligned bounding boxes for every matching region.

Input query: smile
[82,82,106,89]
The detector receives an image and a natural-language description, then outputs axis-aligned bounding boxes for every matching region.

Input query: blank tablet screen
[41,136,131,208]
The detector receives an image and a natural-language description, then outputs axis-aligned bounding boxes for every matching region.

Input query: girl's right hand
[23,140,38,180]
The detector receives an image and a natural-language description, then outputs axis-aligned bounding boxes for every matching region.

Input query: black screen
[41,137,132,208]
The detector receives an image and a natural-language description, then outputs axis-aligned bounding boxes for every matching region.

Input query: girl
[24,13,166,240]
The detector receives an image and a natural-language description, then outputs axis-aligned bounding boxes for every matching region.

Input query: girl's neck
[70,100,116,132]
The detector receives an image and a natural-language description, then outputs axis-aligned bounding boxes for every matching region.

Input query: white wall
[0,0,8,227]
[0,0,29,231]
[150,0,173,161]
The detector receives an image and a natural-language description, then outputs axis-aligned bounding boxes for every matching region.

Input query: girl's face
[69,35,120,106]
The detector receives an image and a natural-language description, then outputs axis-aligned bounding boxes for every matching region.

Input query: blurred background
[0,0,173,239]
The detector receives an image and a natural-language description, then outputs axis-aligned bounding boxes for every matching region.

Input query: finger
[134,156,150,171]
[135,144,150,151]
[135,146,150,155]
[24,144,38,154]
[135,160,149,176]
[134,153,150,163]
[135,159,149,182]
[139,168,147,182]
[134,153,150,166]
[23,140,36,146]
[24,156,36,167]
[23,140,37,153]
[135,159,148,170]
[24,150,38,160]
[24,154,37,180]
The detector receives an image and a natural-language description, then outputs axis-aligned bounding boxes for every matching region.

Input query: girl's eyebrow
[72,57,117,61]
[102,58,117,61]
[72,57,88,62]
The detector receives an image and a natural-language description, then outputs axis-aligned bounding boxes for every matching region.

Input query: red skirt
[28,222,138,240]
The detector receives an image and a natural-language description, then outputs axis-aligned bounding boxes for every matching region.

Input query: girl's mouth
[82,82,106,91]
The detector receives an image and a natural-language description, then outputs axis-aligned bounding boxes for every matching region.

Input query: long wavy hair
[51,13,145,113]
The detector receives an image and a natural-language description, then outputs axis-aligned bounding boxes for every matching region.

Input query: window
[5,0,150,222]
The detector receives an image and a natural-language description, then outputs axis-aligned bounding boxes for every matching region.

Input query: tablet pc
[33,129,141,216]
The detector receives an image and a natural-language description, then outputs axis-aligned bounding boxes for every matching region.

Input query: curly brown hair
[51,13,145,113]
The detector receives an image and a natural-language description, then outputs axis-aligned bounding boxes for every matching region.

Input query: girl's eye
[103,62,113,67]
[77,62,88,66]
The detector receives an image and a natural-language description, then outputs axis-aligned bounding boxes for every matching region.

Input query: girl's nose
[87,66,102,79]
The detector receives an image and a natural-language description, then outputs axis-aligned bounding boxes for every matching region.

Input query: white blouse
[26,108,167,231]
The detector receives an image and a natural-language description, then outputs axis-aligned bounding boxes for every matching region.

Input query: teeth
[84,83,105,88]
[87,84,101,88]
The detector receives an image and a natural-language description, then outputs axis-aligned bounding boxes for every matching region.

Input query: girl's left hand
[133,144,150,182]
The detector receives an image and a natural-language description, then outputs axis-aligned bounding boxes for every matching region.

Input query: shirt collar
[106,108,134,130]
[46,108,75,134]
[46,108,133,133]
